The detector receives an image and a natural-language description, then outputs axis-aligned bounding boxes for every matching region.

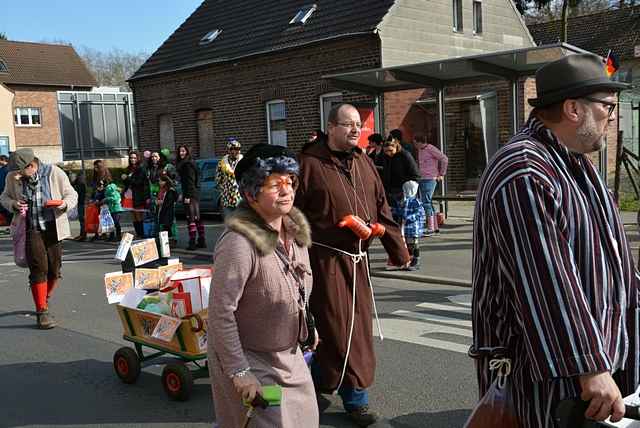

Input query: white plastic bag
[98,205,115,234]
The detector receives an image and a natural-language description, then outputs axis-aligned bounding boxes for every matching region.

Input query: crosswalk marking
[374,318,470,354]
[392,309,472,328]
[377,294,473,354]
[416,301,471,314]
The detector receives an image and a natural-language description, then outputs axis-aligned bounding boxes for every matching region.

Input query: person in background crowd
[377,138,421,224]
[0,148,78,329]
[413,134,448,236]
[70,172,87,241]
[395,180,425,271]
[471,54,637,427]
[388,128,413,153]
[91,159,112,188]
[366,133,384,164]
[0,154,12,229]
[146,151,163,198]
[296,103,410,426]
[104,181,123,242]
[302,129,327,152]
[160,148,177,179]
[89,180,107,241]
[176,145,206,250]
[216,139,243,219]
[156,175,178,247]
[122,151,149,238]
[209,144,319,428]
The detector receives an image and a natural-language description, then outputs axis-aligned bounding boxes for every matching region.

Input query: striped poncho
[471,115,640,427]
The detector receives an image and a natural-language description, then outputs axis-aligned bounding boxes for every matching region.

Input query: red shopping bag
[122,189,133,209]
[85,204,99,234]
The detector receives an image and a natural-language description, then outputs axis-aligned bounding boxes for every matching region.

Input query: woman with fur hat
[208,144,319,428]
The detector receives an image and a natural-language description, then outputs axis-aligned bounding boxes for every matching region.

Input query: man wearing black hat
[471,54,637,427]
[0,148,77,329]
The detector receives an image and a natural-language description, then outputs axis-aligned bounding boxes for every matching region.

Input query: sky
[2,1,204,54]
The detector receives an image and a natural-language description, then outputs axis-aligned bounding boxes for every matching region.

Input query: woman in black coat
[176,145,206,250]
[122,151,150,238]
[377,139,421,222]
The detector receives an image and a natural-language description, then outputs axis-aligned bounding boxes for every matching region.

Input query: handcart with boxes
[104,231,212,401]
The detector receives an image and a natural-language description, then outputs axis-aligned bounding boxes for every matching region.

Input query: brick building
[129,0,534,191]
[0,40,97,163]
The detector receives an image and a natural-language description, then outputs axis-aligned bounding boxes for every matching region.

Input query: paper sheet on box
[152,315,181,342]
[104,271,134,304]
[115,233,134,261]
[119,288,147,309]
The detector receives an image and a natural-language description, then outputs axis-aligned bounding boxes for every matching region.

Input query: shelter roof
[323,43,590,93]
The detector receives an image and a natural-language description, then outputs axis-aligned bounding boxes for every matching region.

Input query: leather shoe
[36,310,57,329]
[348,405,380,427]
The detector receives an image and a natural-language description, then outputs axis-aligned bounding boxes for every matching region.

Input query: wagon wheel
[113,347,141,384]
[162,363,194,401]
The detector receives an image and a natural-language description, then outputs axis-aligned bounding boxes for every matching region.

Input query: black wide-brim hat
[234,144,296,185]
[528,53,630,108]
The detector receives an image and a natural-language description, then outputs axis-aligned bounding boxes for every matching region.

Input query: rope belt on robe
[312,239,384,394]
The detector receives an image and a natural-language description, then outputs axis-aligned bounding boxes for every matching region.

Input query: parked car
[175,158,222,216]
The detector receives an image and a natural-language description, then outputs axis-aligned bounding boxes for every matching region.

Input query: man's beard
[576,109,606,153]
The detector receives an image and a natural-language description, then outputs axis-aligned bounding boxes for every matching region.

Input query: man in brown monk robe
[295,103,410,426]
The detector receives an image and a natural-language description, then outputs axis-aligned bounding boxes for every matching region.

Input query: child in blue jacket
[396,180,426,271]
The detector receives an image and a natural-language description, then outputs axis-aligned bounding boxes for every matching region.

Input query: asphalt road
[0,237,476,428]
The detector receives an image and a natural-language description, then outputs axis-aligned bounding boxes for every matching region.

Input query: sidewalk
[71,203,640,287]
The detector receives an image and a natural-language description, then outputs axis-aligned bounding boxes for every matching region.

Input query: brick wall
[131,35,381,157]
[10,85,64,150]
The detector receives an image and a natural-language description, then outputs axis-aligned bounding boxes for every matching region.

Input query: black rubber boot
[196,236,206,248]
[187,239,197,251]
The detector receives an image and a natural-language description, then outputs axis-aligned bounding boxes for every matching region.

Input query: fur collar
[225,203,312,256]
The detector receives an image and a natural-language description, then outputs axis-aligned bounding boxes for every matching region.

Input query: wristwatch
[230,367,251,379]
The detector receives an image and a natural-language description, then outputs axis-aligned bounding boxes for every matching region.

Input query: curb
[370,270,472,287]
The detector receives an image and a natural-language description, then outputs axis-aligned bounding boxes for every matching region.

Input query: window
[266,100,287,147]
[320,92,343,131]
[290,4,317,25]
[473,0,483,34]
[0,59,8,73]
[199,29,222,45]
[14,107,41,126]
[453,0,463,32]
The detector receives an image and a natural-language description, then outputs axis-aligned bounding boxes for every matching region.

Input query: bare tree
[524,0,613,24]
[515,0,619,41]
[79,47,149,91]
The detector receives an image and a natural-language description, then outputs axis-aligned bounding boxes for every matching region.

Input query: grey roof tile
[0,40,96,87]
[527,6,640,60]
[130,0,395,80]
